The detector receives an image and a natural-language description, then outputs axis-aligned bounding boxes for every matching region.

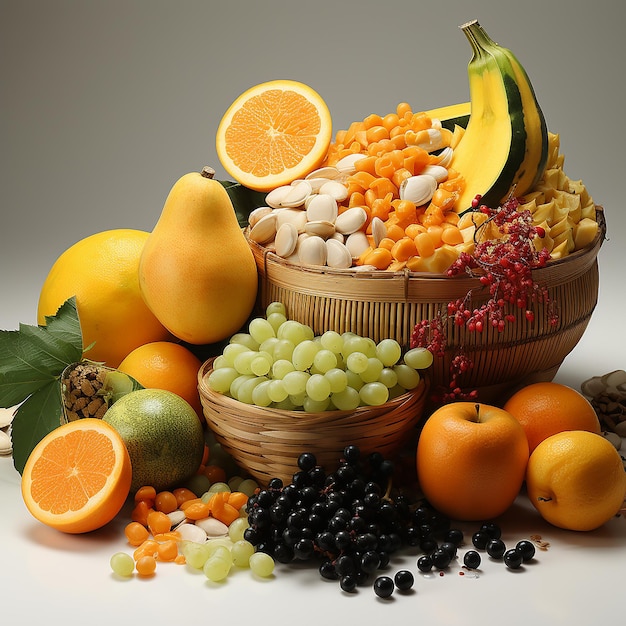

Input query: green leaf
[0,297,83,407]
[220,180,268,228]
[11,380,63,475]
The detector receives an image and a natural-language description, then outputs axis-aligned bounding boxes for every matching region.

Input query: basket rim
[245,205,606,281]
[198,357,428,423]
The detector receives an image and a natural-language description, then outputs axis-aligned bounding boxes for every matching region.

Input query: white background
[1,1,625,624]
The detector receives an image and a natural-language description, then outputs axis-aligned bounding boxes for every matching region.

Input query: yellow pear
[139,166,258,345]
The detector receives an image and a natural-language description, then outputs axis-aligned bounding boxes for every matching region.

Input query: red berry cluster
[411,195,559,403]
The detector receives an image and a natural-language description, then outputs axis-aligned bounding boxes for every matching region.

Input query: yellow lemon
[37,229,171,367]
[526,430,626,531]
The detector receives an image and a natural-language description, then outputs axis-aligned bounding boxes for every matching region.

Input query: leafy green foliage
[220,180,267,228]
[0,297,84,474]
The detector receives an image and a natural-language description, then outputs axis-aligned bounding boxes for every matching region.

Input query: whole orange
[37,229,171,367]
[117,341,204,423]
[416,402,529,521]
[503,381,601,454]
[526,430,626,531]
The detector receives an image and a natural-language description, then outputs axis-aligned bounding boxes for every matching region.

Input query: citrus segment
[216,80,332,191]
[37,229,171,368]
[118,341,204,422]
[526,430,626,531]
[504,381,601,453]
[21,418,132,534]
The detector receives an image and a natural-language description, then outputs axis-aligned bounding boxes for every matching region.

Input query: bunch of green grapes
[206,302,433,411]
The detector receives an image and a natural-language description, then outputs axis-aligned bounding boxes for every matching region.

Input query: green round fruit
[103,388,205,493]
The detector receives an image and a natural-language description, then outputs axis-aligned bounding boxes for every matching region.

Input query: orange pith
[216,80,332,191]
[21,419,132,534]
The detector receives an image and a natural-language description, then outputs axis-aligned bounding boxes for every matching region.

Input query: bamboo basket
[245,208,606,405]
[198,358,429,486]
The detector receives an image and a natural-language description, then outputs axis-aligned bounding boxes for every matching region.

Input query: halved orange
[21,418,132,534]
[216,79,333,192]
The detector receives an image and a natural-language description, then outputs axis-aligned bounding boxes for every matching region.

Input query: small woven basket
[198,358,428,485]
[245,208,606,404]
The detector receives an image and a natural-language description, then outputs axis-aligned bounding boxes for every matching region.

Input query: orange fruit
[416,402,529,521]
[503,381,601,454]
[117,341,204,422]
[526,430,626,531]
[216,79,333,191]
[37,229,171,368]
[21,418,132,534]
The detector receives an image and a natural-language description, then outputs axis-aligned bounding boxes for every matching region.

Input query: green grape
[271,358,295,379]
[110,552,135,577]
[312,348,338,373]
[331,386,361,411]
[237,478,260,497]
[376,338,402,367]
[259,337,279,356]
[289,392,306,407]
[249,551,275,577]
[267,312,288,333]
[228,475,245,491]
[211,354,227,369]
[393,364,421,389]
[346,351,368,374]
[305,373,331,402]
[359,381,389,406]
[272,338,296,361]
[207,367,239,393]
[361,337,378,358]
[228,518,249,543]
[273,397,298,411]
[345,369,364,391]
[231,540,255,568]
[251,352,273,376]
[222,342,250,366]
[237,376,268,404]
[324,367,348,393]
[303,396,331,412]
[230,374,255,400]
[359,357,384,383]
[282,370,310,395]
[320,330,344,354]
[341,334,363,357]
[207,543,233,562]
[203,556,232,582]
[267,379,289,403]
[277,320,309,345]
[292,339,319,371]
[251,379,273,407]
[181,541,211,569]
[229,332,260,351]
[265,301,287,317]
[249,317,276,344]
[403,347,434,370]
[378,367,399,389]
[233,350,259,375]
[206,481,231,496]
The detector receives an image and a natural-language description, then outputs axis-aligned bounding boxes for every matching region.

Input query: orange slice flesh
[216,79,333,192]
[21,418,132,534]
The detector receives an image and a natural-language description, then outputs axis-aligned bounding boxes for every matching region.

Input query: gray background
[2,0,624,384]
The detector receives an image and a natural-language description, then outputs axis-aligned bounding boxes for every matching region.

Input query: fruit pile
[0,16,624,601]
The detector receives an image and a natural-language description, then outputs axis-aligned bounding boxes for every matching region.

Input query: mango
[139,166,258,345]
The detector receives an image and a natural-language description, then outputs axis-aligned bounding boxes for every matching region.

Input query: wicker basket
[198,358,429,485]
[245,208,606,405]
